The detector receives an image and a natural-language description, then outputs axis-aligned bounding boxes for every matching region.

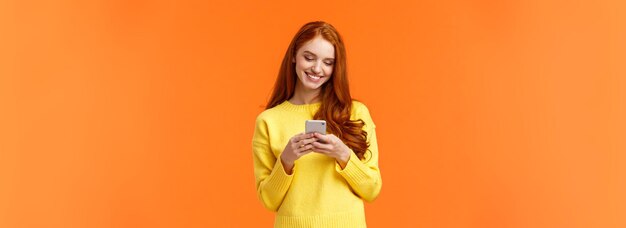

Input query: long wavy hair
[266,21,369,160]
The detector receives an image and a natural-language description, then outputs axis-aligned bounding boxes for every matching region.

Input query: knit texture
[252,100,382,227]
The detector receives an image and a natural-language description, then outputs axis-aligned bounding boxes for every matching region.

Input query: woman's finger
[296,132,314,142]
[297,138,313,148]
[297,144,314,154]
[291,133,304,143]
[314,132,336,144]
[312,141,332,151]
[299,137,318,146]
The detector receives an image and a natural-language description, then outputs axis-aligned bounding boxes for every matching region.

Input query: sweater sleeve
[335,103,382,202]
[252,114,294,211]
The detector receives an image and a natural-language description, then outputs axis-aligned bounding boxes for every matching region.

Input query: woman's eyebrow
[303,50,335,60]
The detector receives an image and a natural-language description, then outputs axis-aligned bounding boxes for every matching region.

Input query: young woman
[252,21,382,227]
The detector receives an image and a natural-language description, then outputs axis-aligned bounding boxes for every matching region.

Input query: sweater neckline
[279,100,322,112]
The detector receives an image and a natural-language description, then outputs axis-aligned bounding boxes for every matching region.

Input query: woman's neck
[289,84,321,105]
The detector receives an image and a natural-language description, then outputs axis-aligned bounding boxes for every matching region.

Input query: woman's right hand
[280,133,317,174]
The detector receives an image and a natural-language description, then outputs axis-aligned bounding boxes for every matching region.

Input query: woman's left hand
[311,132,351,168]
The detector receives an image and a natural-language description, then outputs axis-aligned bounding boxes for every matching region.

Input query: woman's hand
[311,132,352,169]
[280,133,317,174]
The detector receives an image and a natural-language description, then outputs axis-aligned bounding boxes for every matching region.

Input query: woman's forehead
[299,37,335,59]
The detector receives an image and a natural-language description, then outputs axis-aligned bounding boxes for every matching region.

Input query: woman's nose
[311,62,322,74]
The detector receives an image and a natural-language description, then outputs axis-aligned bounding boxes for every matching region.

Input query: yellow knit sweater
[252,100,382,227]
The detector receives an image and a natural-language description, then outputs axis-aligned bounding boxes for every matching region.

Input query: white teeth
[306,72,321,80]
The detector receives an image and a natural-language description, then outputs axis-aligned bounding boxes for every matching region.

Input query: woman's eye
[324,62,334,66]
[304,56,313,61]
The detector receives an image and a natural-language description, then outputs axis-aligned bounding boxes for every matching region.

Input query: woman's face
[293,36,335,91]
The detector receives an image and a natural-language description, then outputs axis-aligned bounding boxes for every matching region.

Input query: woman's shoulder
[350,100,375,124]
[351,100,371,115]
[254,100,294,123]
[255,104,281,123]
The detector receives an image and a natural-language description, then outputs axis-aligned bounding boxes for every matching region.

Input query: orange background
[1,0,625,227]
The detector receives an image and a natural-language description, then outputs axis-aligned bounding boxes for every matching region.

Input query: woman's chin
[304,82,325,90]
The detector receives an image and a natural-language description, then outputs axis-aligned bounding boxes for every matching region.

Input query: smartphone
[305,120,326,134]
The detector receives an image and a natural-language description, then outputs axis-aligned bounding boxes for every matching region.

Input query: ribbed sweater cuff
[335,151,370,183]
[266,158,294,192]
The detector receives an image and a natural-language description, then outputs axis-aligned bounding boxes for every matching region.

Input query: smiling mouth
[306,72,323,80]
